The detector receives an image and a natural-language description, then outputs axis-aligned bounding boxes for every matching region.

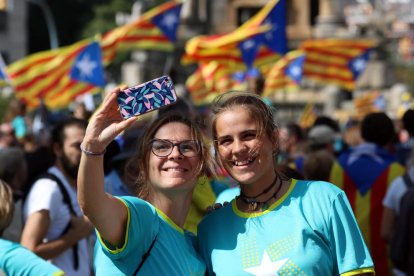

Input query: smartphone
[117,76,178,119]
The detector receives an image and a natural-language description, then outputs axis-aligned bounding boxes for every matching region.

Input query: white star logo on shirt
[75,54,97,79]
[352,58,366,72]
[243,251,288,276]
[243,39,256,50]
[161,12,178,29]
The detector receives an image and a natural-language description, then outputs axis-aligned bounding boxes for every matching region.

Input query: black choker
[239,172,283,211]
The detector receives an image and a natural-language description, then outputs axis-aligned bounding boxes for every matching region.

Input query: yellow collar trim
[155,207,185,235]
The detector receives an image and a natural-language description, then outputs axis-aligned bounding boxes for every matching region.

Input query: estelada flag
[300,38,375,91]
[182,0,286,71]
[101,0,183,65]
[7,39,102,109]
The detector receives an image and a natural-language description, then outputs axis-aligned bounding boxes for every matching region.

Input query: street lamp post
[29,0,59,49]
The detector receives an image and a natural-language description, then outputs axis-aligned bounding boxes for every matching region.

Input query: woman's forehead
[155,122,192,139]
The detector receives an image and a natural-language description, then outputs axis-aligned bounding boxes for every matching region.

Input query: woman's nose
[232,139,247,153]
[168,145,183,159]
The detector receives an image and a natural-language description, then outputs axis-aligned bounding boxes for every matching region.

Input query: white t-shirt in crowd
[23,166,92,276]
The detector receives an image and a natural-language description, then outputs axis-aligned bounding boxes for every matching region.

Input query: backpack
[36,173,79,270]
[390,173,414,272]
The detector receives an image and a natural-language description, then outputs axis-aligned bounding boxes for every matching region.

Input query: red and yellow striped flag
[7,38,100,109]
[182,0,284,70]
[300,38,375,90]
[186,61,234,105]
[263,50,305,96]
[101,0,183,65]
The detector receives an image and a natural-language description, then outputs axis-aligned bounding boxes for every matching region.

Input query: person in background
[198,91,374,275]
[0,179,64,276]
[381,149,414,276]
[0,123,18,150]
[21,118,94,276]
[77,88,210,274]
[396,109,414,166]
[330,112,405,275]
[0,147,27,242]
[5,100,29,146]
[302,125,337,181]
[277,122,306,171]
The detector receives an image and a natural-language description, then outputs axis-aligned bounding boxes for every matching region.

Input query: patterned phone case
[117,76,178,119]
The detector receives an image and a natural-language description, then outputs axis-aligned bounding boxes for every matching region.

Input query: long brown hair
[125,112,212,199]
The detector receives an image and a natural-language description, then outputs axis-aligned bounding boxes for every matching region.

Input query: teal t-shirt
[94,196,205,275]
[197,179,375,275]
[0,239,63,276]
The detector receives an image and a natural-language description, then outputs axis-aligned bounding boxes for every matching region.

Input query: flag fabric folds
[300,38,375,90]
[186,61,233,105]
[0,53,10,85]
[101,0,183,65]
[7,39,102,109]
[183,0,286,69]
[263,50,305,96]
[184,0,286,104]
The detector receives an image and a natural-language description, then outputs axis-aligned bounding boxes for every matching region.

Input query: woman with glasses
[77,87,210,275]
[197,91,375,275]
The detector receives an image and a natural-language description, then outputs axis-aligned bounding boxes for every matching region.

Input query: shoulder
[117,196,157,216]
[27,177,60,198]
[295,179,343,195]
[198,202,232,230]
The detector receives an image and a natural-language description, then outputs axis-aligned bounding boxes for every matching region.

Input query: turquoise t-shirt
[0,239,63,276]
[197,179,375,275]
[94,196,205,275]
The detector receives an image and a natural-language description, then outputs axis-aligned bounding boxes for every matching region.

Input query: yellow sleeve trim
[96,197,131,254]
[53,271,66,276]
[341,267,375,276]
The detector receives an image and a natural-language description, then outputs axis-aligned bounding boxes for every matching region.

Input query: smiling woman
[77,86,212,275]
[197,91,376,276]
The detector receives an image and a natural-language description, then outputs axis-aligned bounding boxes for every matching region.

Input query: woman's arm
[77,88,136,246]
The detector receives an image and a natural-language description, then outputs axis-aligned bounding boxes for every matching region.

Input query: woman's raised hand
[82,87,137,152]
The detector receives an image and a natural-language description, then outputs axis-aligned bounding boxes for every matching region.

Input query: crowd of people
[0,84,413,275]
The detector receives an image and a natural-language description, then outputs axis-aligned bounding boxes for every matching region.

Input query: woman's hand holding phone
[82,87,136,153]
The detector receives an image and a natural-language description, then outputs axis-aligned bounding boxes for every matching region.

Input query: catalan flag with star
[300,38,375,91]
[330,146,404,275]
[183,0,286,70]
[183,0,286,104]
[262,50,305,96]
[7,39,104,109]
[101,0,183,64]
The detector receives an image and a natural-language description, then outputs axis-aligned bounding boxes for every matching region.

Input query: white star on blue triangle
[285,55,305,84]
[151,4,182,42]
[70,42,105,87]
[349,49,371,81]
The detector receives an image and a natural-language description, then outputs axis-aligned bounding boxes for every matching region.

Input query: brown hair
[210,91,278,159]
[125,112,212,199]
[0,180,14,234]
